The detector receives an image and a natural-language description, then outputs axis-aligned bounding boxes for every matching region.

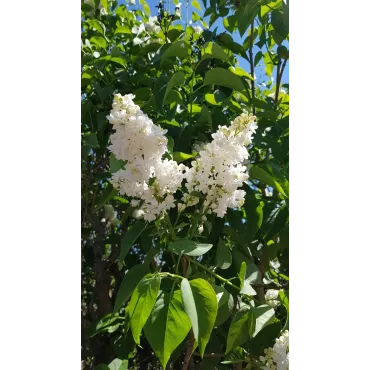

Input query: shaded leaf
[215,239,232,269]
[114,264,150,313]
[168,239,213,257]
[120,221,147,262]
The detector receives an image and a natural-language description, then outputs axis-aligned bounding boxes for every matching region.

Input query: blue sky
[120,0,288,85]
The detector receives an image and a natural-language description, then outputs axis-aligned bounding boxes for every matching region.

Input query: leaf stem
[187,257,260,303]
[159,272,184,280]
[163,211,177,240]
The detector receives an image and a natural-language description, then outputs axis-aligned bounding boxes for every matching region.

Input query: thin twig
[249,19,256,115]
[182,330,195,370]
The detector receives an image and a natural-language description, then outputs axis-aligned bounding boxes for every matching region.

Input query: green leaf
[236,1,258,37]
[144,291,191,369]
[263,52,274,77]
[90,313,124,338]
[168,239,213,257]
[243,190,263,241]
[181,278,218,356]
[110,153,125,173]
[191,0,202,11]
[115,25,131,34]
[87,19,106,35]
[128,273,161,345]
[252,305,275,337]
[85,132,99,147]
[213,285,234,326]
[279,290,289,330]
[247,321,282,356]
[202,68,245,92]
[96,365,110,370]
[95,184,118,210]
[271,9,289,44]
[173,151,196,163]
[143,3,150,15]
[205,90,228,106]
[120,221,147,262]
[90,36,107,49]
[254,50,263,65]
[108,358,128,370]
[200,42,230,64]
[133,87,152,101]
[163,71,185,106]
[215,239,232,269]
[222,347,247,364]
[239,262,257,295]
[100,0,109,11]
[248,309,256,337]
[114,264,150,313]
[249,165,287,197]
[230,66,254,81]
[226,306,251,353]
[261,0,282,18]
[161,41,189,67]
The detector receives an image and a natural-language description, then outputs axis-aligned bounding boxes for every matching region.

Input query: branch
[193,352,224,358]
[182,330,195,370]
[275,56,288,105]
[249,19,256,115]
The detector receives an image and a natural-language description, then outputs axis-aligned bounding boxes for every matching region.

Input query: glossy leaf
[181,278,218,356]
[127,273,161,345]
[173,151,196,163]
[144,291,191,369]
[239,262,257,295]
[114,264,150,313]
[168,239,213,256]
[202,68,245,92]
[226,306,251,353]
[163,71,185,106]
[252,305,275,337]
[249,165,287,197]
[213,285,234,326]
[200,42,230,64]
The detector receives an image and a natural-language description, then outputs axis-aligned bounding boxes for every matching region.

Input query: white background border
[0,0,370,369]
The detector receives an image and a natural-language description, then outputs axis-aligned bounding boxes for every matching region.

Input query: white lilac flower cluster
[260,330,289,370]
[265,289,281,308]
[107,94,187,222]
[181,113,257,217]
[108,94,257,221]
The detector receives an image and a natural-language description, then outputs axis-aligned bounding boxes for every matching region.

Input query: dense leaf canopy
[81,0,289,369]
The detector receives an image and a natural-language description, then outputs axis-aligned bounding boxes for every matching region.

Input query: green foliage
[144,291,191,368]
[180,278,218,356]
[81,0,289,367]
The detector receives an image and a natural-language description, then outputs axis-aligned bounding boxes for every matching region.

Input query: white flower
[198,225,204,234]
[183,112,257,217]
[145,16,160,34]
[175,3,182,17]
[193,25,203,34]
[128,0,136,5]
[108,94,187,221]
[100,7,108,15]
[133,209,145,220]
[132,23,145,36]
[260,331,289,370]
[265,289,280,308]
